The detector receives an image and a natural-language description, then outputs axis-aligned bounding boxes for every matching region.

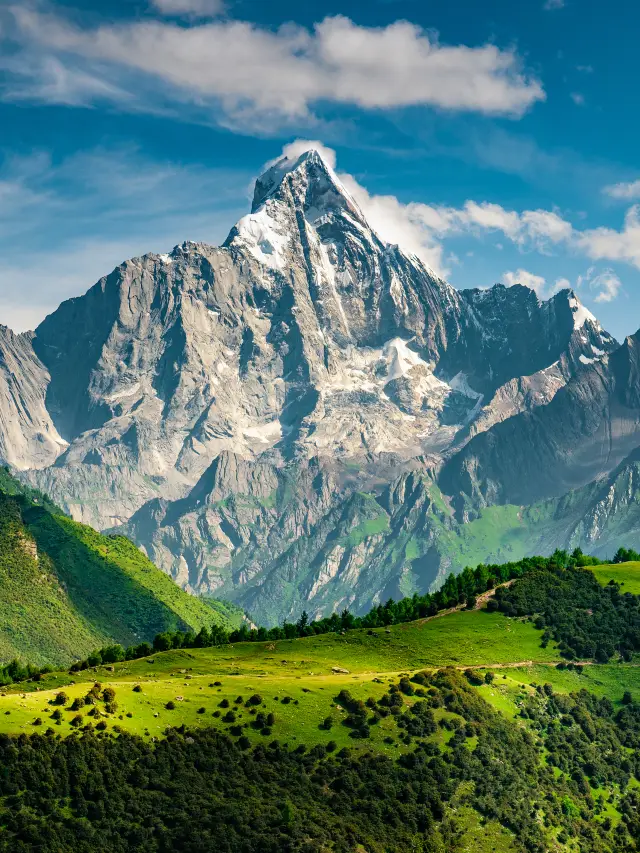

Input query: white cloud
[570,92,585,106]
[577,267,622,303]
[544,0,565,8]
[603,180,640,200]
[267,140,575,276]
[2,8,545,126]
[502,268,547,296]
[576,206,640,269]
[268,140,337,171]
[407,200,573,253]
[502,269,570,299]
[150,0,224,18]
[592,270,622,303]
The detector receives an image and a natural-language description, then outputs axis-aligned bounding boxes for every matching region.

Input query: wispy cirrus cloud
[0,6,545,130]
[577,267,623,303]
[0,146,250,331]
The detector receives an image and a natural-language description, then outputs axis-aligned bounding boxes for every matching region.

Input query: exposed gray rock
[440,331,640,513]
[0,326,66,470]
[1,147,630,623]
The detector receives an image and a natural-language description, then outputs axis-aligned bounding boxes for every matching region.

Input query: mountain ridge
[2,146,638,624]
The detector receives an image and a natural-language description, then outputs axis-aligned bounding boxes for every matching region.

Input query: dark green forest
[2,669,640,852]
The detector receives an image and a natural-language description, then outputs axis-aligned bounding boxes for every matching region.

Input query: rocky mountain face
[0,327,67,471]
[440,330,640,515]
[3,147,637,624]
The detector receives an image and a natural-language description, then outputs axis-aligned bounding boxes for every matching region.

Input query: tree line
[0,547,609,684]
[492,557,640,662]
[68,548,599,674]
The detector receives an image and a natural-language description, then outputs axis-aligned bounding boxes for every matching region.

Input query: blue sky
[1,0,640,340]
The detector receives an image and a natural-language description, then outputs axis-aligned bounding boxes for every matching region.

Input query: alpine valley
[5,148,640,626]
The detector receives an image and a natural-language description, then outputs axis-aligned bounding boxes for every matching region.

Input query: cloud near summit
[3,7,545,125]
[269,141,640,297]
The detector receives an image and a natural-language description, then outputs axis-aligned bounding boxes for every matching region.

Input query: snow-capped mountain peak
[251,148,362,220]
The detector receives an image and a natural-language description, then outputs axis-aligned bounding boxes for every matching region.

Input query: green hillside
[592,561,640,594]
[0,477,240,667]
[4,553,640,851]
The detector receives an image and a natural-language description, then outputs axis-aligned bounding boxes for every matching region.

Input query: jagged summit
[251,148,360,217]
[225,146,376,282]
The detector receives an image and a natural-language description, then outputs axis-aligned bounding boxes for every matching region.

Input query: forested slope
[0,472,239,667]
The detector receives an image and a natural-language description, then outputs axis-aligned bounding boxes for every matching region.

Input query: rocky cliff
[1,147,634,623]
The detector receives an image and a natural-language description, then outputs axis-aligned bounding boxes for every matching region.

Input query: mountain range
[4,147,640,624]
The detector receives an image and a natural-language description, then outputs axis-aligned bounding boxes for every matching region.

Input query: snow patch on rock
[569,296,598,330]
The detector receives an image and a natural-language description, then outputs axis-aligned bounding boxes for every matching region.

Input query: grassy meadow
[0,608,561,751]
[592,561,640,594]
